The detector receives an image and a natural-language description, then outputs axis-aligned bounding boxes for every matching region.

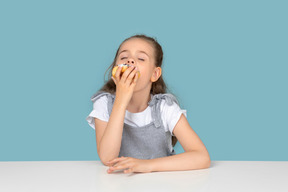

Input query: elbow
[198,157,210,169]
[203,154,211,169]
[205,158,211,168]
[99,156,110,167]
[101,159,109,167]
[98,150,110,167]
[201,149,211,169]
[196,151,211,169]
[98,150,117,167]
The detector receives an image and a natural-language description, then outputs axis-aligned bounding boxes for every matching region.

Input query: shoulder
[90,91,114,103]
[92,94,108,107]
[90,91,110,110]
[149,93,180,107]
[159,96,181,114]
[155,94,187,136]
[152,93,184,117]
[156,93,187,119]
[91,92,109,117]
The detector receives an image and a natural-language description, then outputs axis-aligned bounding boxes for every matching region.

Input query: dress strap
[91,91,108,102]
[148,93,180,128]
[148,93,179,107]
[90,91,115,115]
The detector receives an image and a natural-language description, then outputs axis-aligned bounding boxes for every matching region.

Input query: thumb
[111,76,116,84]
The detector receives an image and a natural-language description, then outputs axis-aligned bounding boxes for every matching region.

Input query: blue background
[0,0,287,161]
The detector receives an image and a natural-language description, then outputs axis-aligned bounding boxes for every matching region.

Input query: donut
[112,64,140,78]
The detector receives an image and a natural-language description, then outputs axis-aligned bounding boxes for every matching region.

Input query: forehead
[119,38,154,56]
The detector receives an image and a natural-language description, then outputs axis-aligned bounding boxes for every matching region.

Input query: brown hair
[99,34,178,147]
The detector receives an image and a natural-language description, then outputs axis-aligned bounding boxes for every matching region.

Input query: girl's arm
[95,98,127,166]
[149,114,211,171]
[96,65,139,165]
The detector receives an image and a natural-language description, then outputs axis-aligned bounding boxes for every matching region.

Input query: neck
[126,86,152,113]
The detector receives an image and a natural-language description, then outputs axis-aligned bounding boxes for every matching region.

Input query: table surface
[0,161,287,192]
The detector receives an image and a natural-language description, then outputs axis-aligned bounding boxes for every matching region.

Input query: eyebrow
[118,50,149,57]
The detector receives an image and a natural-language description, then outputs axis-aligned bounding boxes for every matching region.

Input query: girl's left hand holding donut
[106,156,153,174]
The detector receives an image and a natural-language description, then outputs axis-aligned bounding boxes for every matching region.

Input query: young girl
[86,34,210,174]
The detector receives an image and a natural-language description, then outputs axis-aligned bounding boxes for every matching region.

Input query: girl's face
[115,38,161,92]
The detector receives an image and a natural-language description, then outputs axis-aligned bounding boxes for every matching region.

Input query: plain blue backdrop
[0,0,287,161]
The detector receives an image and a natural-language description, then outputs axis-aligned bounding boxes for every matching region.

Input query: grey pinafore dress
[91,91,178,160]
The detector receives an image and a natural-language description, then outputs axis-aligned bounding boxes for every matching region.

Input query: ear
[150,67,162,82]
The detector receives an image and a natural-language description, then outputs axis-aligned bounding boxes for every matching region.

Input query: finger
[124,167,134,174]
[109,158,130,168]
[107,157,130,172]
[107,156,127,165]
[120,65,135,82]
[111,76,116,84]
[115,66,122,81]
[109,162,132,172]
[130,70,139,86]
[111,157,131,167]
[127,69,138,85]
[124,67,138,84]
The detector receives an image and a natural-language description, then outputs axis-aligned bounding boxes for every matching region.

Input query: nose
[126,59,135,65]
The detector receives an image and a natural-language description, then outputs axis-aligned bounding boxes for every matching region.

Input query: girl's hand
[111,65,139,107]
[106,156,153,174]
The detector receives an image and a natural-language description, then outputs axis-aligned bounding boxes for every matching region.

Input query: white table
[0,161,287,192]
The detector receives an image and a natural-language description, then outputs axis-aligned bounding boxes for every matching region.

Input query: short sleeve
[160,100,187,136]
[86,95,109,130]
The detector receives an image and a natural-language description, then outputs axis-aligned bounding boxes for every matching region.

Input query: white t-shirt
[86,95,187,137]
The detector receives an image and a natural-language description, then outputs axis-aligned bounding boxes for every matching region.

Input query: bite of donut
[112,64,140,78]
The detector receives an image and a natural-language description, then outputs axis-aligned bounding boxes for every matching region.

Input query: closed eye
[121,57,144,61]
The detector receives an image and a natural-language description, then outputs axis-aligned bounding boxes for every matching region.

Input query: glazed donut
[112,64,140,78]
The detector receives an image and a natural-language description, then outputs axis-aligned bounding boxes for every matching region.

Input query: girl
[86,34,210,174]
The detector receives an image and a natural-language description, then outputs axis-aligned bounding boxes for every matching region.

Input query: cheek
[116,58,123,65]
[138,69,149,79]
[138,73,153,85]
[138,66,152,75]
